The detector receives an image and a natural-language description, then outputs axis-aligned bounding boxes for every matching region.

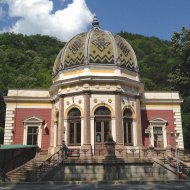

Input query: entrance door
[27,126,38,145]
[94,106,111,156]
[95,119,111,155]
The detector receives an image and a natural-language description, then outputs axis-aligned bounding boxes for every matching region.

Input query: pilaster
[80,91,92,157]
[135,95,143,146]
[115,92,125,152]
[58,95,64,146]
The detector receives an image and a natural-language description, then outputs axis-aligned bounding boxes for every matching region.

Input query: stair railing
[164,154,190,178]
[29,148,63,181]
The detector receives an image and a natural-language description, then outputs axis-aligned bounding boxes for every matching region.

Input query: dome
[52,16,138,78]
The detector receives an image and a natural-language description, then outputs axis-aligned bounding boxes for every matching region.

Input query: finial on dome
[92,14,99,28]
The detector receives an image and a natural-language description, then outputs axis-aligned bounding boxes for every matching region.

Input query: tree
[169,27,190,97]
[169,27,190,149]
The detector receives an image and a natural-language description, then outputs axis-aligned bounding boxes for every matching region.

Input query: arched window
[68,108,81,146]
[94,106,111,144]
[95,106,111,116]
[123,108,133,146]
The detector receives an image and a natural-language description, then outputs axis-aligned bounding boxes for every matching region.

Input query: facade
[3,16,184,156]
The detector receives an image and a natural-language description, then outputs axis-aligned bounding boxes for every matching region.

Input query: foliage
[169,27,190,150]
[118,31,178,91]
[0,33,65,127]
[169,27,190,97]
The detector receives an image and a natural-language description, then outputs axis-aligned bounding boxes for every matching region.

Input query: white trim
[23,116,43,148]
[81,118,84,146]
[91,118,95,154]
[54,124,57,147]
[149,118,167,148]
[23,124,42,148]
[133,121,137,146]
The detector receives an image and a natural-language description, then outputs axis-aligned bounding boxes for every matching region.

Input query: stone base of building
[44,158,178,182]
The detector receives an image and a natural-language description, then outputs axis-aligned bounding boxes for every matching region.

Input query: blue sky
[0,0,190,41]
[86,0,190,40]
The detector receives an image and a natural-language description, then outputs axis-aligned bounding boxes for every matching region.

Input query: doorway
[94,106,111,155]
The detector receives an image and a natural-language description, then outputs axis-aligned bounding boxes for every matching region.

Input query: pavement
[1,181,190,190]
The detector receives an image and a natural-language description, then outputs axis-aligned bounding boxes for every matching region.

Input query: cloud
[0,0,93,41]
[0,6,6,19]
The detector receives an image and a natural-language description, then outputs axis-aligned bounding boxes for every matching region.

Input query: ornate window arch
[123,108,133,146]
[67,108,81,146]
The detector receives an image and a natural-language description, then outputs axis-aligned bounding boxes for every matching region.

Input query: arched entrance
[67,108,81,146]
[94,106,111,155]
[123,108,133,146]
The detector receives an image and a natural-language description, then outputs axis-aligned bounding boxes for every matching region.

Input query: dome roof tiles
[53,16,138,77]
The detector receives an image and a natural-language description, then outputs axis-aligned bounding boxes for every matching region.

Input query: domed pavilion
[3,16,184,157]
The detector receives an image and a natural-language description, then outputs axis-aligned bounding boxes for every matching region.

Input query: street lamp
[175,131,180,175]
[175,142,179,173]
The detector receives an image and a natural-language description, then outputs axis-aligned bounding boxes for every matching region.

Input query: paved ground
[1,182,190,190]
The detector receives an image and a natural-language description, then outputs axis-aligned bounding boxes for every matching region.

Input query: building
[3,16,184,157]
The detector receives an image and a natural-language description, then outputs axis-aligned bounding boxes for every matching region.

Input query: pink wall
[13,108,52,150]
[141,109,176,147]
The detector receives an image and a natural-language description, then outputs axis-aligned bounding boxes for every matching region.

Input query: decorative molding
[108,98,112,103]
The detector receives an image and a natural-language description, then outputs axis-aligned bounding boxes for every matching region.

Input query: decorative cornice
[4,96,52,103]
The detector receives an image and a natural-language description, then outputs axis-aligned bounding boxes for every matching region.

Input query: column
[58,95,64,146]
[115,92,123,145]
[135,95,143,146]
[81,91,92,157]
[83,91,90,144]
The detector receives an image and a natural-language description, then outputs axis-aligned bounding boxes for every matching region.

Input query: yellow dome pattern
[64,33,87,68]
[52,16,138,77]
[115,35,136,70]
[89,29,114,64]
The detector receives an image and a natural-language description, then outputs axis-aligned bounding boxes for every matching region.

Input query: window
[149,117,167,148]
[27,126,38,145]
[95,106,111,116]
[68,108,81,145]
[123,108,133,145]
[23,116,43,148]
[153,126,164,148]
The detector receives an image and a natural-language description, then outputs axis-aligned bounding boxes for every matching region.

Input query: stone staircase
[6,151,50,182]
[159,155,190,178]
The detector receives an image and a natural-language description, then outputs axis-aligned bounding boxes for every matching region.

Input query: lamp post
[175,130,180,175]
[175,142,179,173]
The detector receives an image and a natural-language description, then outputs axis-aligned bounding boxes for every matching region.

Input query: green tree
[169,27,190,149]
[169,27,190,97]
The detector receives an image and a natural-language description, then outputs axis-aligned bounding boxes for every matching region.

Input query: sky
[0,0,190,41]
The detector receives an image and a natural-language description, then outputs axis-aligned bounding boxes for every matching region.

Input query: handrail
[66,147,166,159]
[28,149,63,181]
[164,154,190,178]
